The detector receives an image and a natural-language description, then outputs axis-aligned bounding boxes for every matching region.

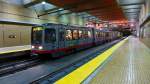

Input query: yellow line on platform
[55,37,129,84]
[0,49,30,54]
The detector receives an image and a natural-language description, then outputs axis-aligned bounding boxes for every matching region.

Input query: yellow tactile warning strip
[89,36,150,84]
[0,45,31,54]
[55,37,129,84]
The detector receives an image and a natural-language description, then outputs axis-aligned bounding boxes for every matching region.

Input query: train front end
[31,26,44,55]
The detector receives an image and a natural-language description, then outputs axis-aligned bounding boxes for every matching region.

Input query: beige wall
[0,24,3,47]
[139,0,150,48]
[139,0,150,24]
[3,25,21,47]
[146,0,150,15]
[0,24,31,48]
[140,27,150,48]
[20,26,31,45]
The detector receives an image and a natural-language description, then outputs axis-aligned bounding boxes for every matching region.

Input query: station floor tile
[89,36,150,84]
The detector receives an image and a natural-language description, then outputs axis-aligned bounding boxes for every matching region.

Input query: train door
[92,28,95,44]
[82,29,87,44]
[94,30,98,44]
[100,31,103,43]
[88,29,93,43]
[84,29,92,47]
[44,27,58,50]
[102,32,104,42]
[78,29,84,45]
[58,27,65,48]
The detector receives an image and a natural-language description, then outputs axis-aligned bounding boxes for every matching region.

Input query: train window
[88,31,92,38]
[96,31,98,38]
[66,29,73,40]
[82,30,85,39]
[73,30,79,40]
[103,33,104,37]
[100,32,102,37]
[59,30,65,41]
[45,29,56,43]
[99,32,101,37]
[32,27,43,44]
[106,33,109,37]
[79,30,83,39]
[84,31,88,39]
[99,32,102,37]
[104,33,106,37]
[102,33,104,37]
[102,32,104,37]
[97,32,100,37]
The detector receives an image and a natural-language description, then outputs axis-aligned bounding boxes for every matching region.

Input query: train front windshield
[32,27,44,44]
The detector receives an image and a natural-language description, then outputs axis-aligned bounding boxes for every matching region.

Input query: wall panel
[0,24,3,47]
[20,26,31,45]
[3,24,21,47]
[0,24,32,48]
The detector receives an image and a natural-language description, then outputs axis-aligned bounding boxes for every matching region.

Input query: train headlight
[31,46,35,49]
[38,46,43,50]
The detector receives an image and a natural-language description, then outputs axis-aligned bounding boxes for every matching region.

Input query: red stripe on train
[32,42,94,54]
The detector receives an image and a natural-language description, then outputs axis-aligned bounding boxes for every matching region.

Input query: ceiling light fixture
[42,1,46,4]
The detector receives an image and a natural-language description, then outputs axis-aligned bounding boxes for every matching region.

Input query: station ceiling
[117,0,145,21]
[2,0,145,22]
[44,0,126,21]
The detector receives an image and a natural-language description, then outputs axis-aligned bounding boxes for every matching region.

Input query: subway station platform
[89,36,150,84]
[0,45,31,58]
[55,36,150,84]
[0,45,31,54]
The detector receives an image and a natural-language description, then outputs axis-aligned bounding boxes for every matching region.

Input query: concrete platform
[0,45,31,58]
[89,36,150,84]
[0,45,31,54]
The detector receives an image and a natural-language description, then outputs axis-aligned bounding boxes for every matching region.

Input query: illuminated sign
[33,27,44,31]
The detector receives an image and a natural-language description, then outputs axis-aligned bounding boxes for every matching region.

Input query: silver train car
[31,23,121,57]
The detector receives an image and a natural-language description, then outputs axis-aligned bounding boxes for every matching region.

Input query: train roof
[33,23,115,32]
[40,23,91,29]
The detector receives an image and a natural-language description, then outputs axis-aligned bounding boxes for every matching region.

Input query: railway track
[0,57,41,77]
